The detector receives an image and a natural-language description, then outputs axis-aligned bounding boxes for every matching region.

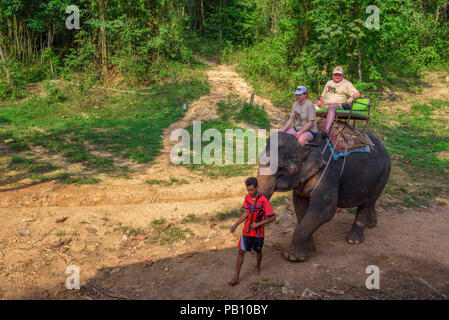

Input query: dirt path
[0,66,448,300]
[1,199,448,300]
[0,62,285,208]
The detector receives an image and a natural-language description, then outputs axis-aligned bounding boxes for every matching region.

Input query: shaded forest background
[0,0,448,101]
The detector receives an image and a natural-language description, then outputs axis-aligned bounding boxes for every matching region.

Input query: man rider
[317,66,360,138]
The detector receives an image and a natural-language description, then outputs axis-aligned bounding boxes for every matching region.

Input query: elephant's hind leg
[365,205,377,228]
[347,204,376,244]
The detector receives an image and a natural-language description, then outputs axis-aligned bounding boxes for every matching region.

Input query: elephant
[257,131,391,262]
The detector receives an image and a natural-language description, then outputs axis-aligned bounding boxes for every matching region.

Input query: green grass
[146,176,189,186]
[145,179,165,185]
[270,195,287,207]
[28,162,59,173]
[372,99,449,174]
[9,156,33,164]
[0,115,11,124]
[347,208,357,214]
[24,171,100,185]
[382,178,443,209]
[149,219,187,244]
[234,103,271,129]
[185,163,255,178]
[0,65,209,181]
[61,175,101,185]
[119,226,143,237]
[1,155,75,185]
[210,208,244,221]
[183,214,201,223]
[1,135,30,152]
[217,100,271,129]
[151,218,166,225]
[8,156,60,174]
[369,98,449,208]
[217,100,240,121]
[182,119,261,177]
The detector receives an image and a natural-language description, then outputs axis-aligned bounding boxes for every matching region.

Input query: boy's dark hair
[245,177,258,187]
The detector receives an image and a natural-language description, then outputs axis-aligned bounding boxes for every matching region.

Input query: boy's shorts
[238,235,264,254]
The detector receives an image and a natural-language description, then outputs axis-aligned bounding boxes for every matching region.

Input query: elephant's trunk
[257,165,276,200]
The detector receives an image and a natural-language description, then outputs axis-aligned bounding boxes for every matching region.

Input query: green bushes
[220,0,449,104]
[0,58,49,101]
[1,0,447,99]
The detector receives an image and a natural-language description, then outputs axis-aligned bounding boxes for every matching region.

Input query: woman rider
[280,85,317,146]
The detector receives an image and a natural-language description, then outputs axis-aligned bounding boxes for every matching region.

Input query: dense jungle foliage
[0,0,448,100]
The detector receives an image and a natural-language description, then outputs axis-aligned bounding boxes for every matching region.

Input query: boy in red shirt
[228,177,276,286]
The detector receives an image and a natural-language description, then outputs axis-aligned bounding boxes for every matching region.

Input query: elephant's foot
[283,251,306,262]
[346,221,365,244]
[283,238,315,262]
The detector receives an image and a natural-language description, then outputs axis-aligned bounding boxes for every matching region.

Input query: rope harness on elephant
[310,132,348,195]
[310,137,337,195]
[340,145,348,178]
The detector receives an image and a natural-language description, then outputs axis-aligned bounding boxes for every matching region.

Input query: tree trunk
[0,44,10,83]
[48,25,54,78]
[13,15,19,59]
[435,4,440,23]
[148,0,156,32]
[200,0,205,26]
[40,33,44,64]
[358,43,362,83]
[218,0,223,41]
[99,0,107,78]
[303,0,311,45]
[250,92,255,105]
[271,2,276,33]
[18,18,23,62]
[27,28,32,61]
[193,0,197,32]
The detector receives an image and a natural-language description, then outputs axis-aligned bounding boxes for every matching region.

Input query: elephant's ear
[298,152,327,184]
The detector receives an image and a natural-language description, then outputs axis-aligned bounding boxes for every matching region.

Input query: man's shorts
[323,103,351,110]
[238,235,264,254]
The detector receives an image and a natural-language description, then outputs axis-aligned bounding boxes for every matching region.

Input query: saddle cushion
[317,119,374,153]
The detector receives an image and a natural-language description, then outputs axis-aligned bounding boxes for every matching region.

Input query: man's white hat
[333,66,344,74]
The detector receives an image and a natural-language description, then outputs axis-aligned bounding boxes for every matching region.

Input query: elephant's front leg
[285,196,337,262]
[284,192,315,261]
[292,191,309,224]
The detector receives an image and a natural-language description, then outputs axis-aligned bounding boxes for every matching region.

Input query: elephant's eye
[287,160,299,173]
[288,165,297,174]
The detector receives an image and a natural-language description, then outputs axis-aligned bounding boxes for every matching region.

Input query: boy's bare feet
[253,266,261,276]
[228,278,240,286]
